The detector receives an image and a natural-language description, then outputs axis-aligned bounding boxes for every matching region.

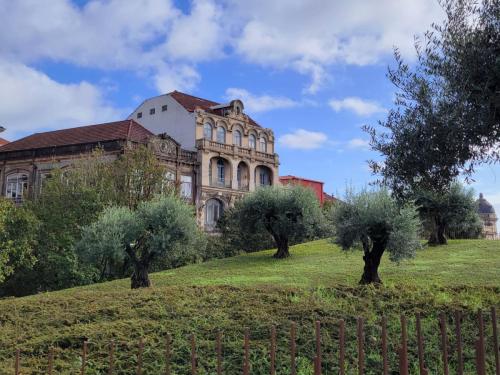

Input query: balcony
[196,139,277,164]
[209,179,232,189]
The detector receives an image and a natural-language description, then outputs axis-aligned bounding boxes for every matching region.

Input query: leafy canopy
[0,199,38,284]
[331,189,421,263]
[365,0,500,198]
[77,194,202,288]
[233,185,326,258]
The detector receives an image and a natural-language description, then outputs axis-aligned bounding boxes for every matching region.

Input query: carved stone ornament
[151,135,179,156]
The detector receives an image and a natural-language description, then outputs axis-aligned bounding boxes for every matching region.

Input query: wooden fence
[10,307,500,374]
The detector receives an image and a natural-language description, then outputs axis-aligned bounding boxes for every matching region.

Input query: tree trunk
[273,238,290,259]
[131,262,151,289]
[359,240,385,285]
[428,215,447,245]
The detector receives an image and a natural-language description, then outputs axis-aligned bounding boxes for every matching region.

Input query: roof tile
[0,120,153,153]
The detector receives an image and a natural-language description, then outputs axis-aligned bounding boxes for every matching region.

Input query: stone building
[0,91,279,231]
[476,193,498,238]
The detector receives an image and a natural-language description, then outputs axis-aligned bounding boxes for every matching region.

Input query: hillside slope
[0,239,499,374]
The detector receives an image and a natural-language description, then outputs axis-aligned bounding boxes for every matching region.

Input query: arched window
[233,130,242,146]
[6,173,29,203]
[259,137,267,153]
[216,126,226,143]
[205,199,224,229]
[249,134,256,149]
[204,123,213,140]
[255,166,272,187]
[217,159,225,185]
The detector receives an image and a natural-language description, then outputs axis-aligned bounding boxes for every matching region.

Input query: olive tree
[415,182,483,245]
[331,189,421,284]
[233,185,324,259]
[77,195,201,288]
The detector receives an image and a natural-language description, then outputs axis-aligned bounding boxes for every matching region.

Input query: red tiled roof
[0,138,9,147]
[0,120,153,153]
[169,91,262,128]
[170,91,219,112]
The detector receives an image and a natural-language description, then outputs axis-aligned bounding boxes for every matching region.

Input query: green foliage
[330,189,421,283]
[77,195,203,288]
[0,240,499,373]
[232,185,325,258]
[415,181,483,244]
[0,199,38,284]
[365,0,500,198]
[0,146,178,296]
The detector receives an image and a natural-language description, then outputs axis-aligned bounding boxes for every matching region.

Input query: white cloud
[163,0,226,61]
[227,0,444,93]
[154,64,201,93]
[0,0,445,96]
[278,129,328,150]
[225,88,299,113]
[329,97,387,117]
[347,138,371,150]
[0,60,123,140]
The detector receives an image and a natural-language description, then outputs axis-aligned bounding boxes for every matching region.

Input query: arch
[6,171,29,203]
[205,198,224,230]
[203,122,213,140]
[233,129,242,146]
[209,156,232,188]
[248,133,257,149]
[237,161,250,190]
[254,165,273,187]
[259,135,268,153]
[216,126,226,143]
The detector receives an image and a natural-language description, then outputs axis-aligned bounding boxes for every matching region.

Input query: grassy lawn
[0,239,499,374]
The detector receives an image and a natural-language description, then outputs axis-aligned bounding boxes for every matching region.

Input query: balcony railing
[209,179,232,188]
[196,139,277,163]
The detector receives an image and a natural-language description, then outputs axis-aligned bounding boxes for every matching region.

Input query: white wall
[128,95,196,150]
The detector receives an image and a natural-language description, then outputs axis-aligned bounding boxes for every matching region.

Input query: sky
[0,0,498,222]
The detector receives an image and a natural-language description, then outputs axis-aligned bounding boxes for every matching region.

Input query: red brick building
[279,175,328,204]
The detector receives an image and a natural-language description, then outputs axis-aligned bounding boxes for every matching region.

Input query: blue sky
[0,0,498,221]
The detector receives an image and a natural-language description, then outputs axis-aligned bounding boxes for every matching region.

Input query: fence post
[137,338,144,375]
[270,325,276,375]
[440,313,449,375]
[381,316,388,375]
[339,319,346,375]
[455,311,464,375]
[47,347,54,375]
[243,328,250,375]
[216,331,222,375]
[399,315,409,375]
[315,320,322,375]
[476,310,486,375]
[290,322,297,375]
[165,333,171,375]
[108,340,115,375]
[492,307,500,375]
[357,317,364,375]
[81,340,88,375]
[14,349,20,375]
[191,334,197,375]
[416,313,428,375]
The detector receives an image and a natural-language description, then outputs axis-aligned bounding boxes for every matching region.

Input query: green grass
[0,239,499,374]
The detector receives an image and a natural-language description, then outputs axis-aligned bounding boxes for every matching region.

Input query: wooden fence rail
[11,307,499,374]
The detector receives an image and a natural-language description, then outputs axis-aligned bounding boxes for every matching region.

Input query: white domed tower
[476,193,498,238]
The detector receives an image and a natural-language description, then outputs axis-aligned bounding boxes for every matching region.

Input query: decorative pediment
[150,134,179,156]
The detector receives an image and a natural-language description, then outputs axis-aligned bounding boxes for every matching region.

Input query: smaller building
[0,138,9,147]
[279,175,327,204]
[476,193,498,238]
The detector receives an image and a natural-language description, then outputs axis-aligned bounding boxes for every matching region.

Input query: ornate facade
[0,91,280,231]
